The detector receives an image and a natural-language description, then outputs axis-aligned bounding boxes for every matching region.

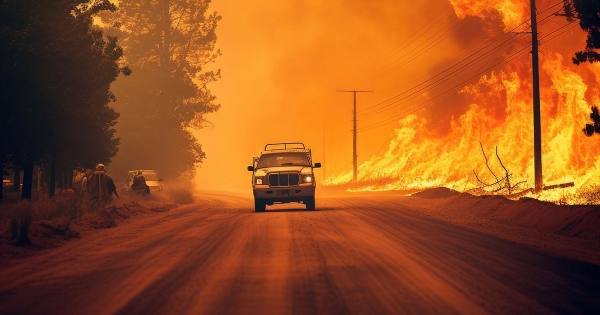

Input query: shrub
[167,188,194,204]
[35,197,85,220]
[5,201,34,245]
[1,196,85,245]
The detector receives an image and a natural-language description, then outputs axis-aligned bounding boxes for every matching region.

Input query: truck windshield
[257,152,310,168]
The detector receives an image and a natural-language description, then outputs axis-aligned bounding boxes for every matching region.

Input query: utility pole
[322,128,327,179]
[531,0,542,191]
[337,89,373,182]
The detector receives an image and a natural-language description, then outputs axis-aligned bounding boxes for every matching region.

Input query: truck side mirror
[247,166,254,171]
[314,162,321,168]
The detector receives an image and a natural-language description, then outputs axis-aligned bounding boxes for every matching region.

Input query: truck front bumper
[253,184,315,204]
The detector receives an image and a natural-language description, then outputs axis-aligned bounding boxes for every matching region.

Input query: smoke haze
[193,0,595,196]
[195,0,466,190]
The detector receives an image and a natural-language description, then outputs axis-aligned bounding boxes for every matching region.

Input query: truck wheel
[254,199,266,212]
[305,196,315,210]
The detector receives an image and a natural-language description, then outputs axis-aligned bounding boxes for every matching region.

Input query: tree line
[101,0,221,181]
[1,0,128,199]
[563,0,600,136]
[1,0,221,199]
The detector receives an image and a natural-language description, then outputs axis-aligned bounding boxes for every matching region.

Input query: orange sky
[193,0,594,193]
[194,0,468,190]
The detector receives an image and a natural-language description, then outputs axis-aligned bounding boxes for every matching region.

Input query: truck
[247,142,321,212]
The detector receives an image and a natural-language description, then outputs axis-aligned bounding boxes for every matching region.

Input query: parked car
[122,170,163,193]
[2,179,12,189]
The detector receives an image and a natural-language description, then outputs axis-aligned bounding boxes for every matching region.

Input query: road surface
[0,191,598,314]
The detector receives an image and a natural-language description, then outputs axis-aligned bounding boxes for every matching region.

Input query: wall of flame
[323,0,600,201]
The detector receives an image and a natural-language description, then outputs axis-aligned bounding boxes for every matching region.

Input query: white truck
[247,143,321,212]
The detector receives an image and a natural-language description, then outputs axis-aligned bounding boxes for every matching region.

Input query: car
[122,170,163,193]
[247,142,321,212]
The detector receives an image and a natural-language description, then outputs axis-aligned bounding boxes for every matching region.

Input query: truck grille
[269,173,300,187]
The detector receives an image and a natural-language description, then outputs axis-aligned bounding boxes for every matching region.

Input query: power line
[484,6,567,60]
[372,4,563,94]
[371,0,501,79]
[358,45,531,131]
[361,31,524,112]
[359,21,578,133]
[364,14,566,116]
[372,5,454,73]
[378,17,469,77]
[369,5,457,78]
[360,32,530,115]
[357,21,578,133]
[374,21,529,93]
[359,5,566,116]
[538,0,566,14]
[375,0,555,79]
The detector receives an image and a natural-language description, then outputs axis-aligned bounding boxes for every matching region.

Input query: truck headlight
[256,177,265,185]
[302,175,313,183]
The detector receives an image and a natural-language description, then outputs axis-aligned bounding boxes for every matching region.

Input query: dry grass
[0,194,176,251]
[35,197,86,220]
[4,201,34,245]
[0,197,84,246]
[576,186,600,205]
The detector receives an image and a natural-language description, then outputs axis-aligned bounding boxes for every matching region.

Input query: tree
[564,0,600,64]
[101,0,221,180]
[583,106,600,136]
[0,0,128,199]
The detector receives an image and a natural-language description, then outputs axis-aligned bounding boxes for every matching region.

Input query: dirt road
[0,191,598,314]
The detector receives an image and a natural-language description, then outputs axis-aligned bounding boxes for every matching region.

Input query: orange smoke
[325,0,600,203]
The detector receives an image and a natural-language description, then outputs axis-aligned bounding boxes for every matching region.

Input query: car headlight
[302,175,313,183]
[256,177,265,185]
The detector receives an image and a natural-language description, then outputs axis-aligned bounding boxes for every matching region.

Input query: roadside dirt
[0,191,600,314]
[404,188,600,265]
[0,190,598,314]
[0,196,177,259]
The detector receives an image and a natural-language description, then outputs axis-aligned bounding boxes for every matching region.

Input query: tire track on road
[335,196,600,314]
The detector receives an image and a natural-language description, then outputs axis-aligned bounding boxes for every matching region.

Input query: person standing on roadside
[107,173,119,199]
[88,164,111,205]
[81,168,93,200]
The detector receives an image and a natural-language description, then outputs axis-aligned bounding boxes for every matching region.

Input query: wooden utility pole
[531,0,543,191]
[337,89,373,182]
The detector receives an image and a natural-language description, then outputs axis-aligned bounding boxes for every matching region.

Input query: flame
[450,0,527,29]
[325,1,600,204]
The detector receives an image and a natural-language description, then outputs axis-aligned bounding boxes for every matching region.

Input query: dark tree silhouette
[0,0,128,199]
[564,0,600,64]
[101,0,221,180]
[583,106,600,136]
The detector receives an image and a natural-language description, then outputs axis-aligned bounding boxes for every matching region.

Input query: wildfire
[450,0,527,29]
[325,0,600,204]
